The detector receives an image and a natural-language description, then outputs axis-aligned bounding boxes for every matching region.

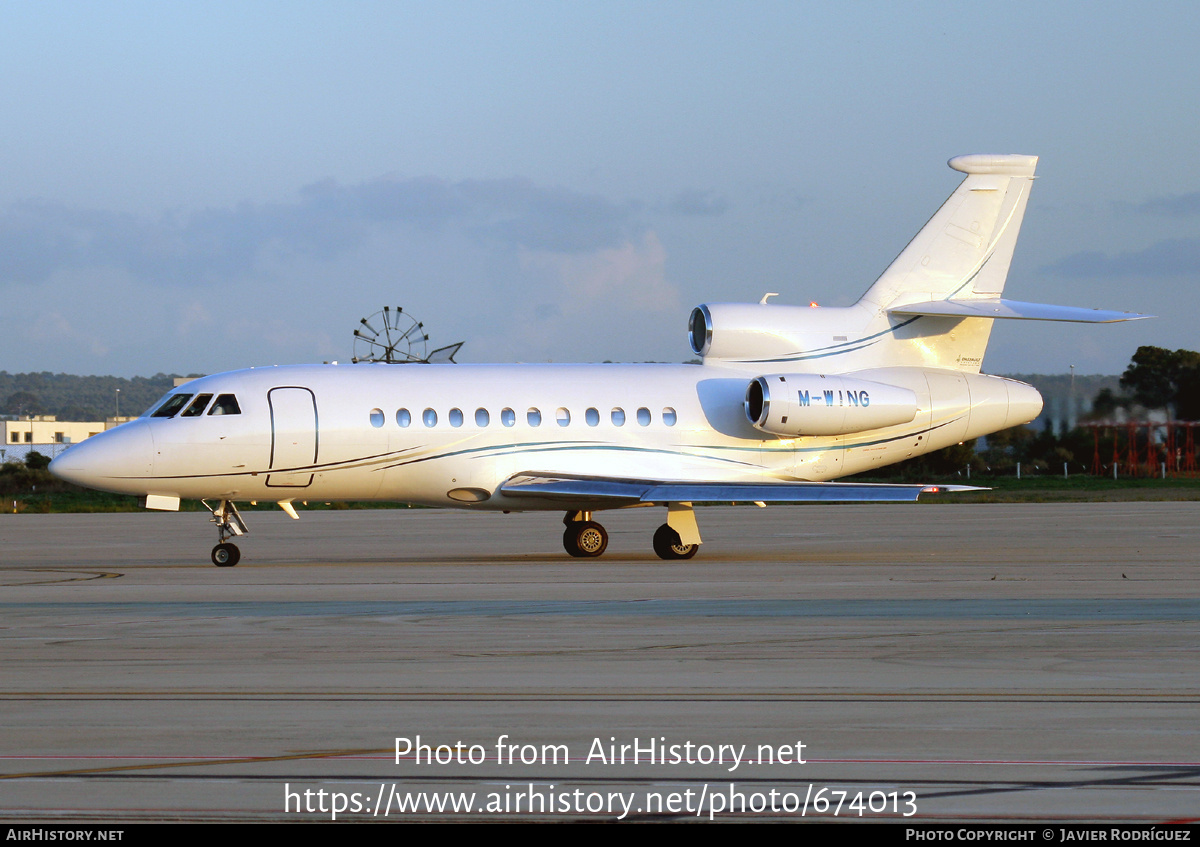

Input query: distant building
[0,415,134,463]
[1003,374,1122,435]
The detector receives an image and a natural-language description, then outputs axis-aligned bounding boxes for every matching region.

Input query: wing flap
[500,473,980,504]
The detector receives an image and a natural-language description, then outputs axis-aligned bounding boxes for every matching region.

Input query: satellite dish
[351,306,462,364]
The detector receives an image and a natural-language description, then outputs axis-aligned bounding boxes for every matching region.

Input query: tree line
[0,372,187,421]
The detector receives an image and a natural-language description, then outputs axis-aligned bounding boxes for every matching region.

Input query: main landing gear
[204,499,248,567]
[562,504,701,560]
[562,512,608,558]
[652,524,698,560]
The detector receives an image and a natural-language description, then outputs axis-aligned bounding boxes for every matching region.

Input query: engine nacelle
[689,302,871,361]
[745,373,919,436]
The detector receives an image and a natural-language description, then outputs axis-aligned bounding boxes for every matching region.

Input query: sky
[2,1,1197,378]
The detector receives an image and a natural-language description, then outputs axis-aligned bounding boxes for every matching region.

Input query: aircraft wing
[500,473,979,505]
[888,298,1151,323]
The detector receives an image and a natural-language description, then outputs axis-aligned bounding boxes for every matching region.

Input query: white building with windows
[1,416,133,463]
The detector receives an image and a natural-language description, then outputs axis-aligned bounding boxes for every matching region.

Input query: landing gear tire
[563,521,608,558]
[653,524,698,560]
[211,542,241,567]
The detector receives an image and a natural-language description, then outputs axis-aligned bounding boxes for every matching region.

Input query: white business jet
[51,155,1146,566]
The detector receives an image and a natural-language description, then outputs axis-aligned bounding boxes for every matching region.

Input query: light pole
[115,388,120,418]
[1068,364,1076,432]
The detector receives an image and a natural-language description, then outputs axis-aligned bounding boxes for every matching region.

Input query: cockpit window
[152,394,193,418]
[208,394,241,416]
[180,394,214,417]
[141,391,174,417]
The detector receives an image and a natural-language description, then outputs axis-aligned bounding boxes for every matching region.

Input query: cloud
[0,201,145,283]
[176,301,213,336]
[664,189,730,217]
[1044,238,1200,278]
[6,305,110,364]
[518,231,675,313]
[761,192,808,212]
[1129,192,1200,217]
[0,176,644,287]
[0,175,699,374]
[488,232,682,361]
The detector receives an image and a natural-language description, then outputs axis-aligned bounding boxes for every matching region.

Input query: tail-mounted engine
[689,302,871,362]
[745,374,919,437]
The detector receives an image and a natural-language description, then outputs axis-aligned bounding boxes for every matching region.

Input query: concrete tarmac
[2,503,1199,822]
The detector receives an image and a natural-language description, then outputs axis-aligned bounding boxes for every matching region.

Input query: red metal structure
[1082,421,1199,477]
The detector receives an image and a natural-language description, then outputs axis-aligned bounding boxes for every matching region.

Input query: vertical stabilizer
[857,154,1038,371]
[862,154,1037,308]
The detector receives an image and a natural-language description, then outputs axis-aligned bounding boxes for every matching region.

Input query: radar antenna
[351,306,462,364]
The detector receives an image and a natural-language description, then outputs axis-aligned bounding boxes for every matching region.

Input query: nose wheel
[203,499,249,567]
[211,542,241,567]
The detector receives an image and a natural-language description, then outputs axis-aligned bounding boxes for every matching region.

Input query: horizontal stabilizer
[501,473,981,504]
[888,298,1151,323]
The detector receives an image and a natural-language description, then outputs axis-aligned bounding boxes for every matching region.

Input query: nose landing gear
[204,499,248,567]
[211,542,240,567]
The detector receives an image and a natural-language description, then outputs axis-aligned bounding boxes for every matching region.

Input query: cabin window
[501,408,516,427]
[369,408,384,428]
[208,394,241,416]
[527,408,542,426]
[449,408,464,427]
[396,408,411,427]
[585,407,600,426]
[556,407,570,427]
[611,407,625,426]
[662,407,677,426]
[181,394,213,417]
[475,408,490,427]
[152,394,193,418]
[423,408,438,427]
[637,407,652,426]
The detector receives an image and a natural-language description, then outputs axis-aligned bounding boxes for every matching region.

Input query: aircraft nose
[49,422,155,494]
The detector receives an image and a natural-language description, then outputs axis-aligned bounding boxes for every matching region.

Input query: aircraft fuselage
[52,361,1041,511]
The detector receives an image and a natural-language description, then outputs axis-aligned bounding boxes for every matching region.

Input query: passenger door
[267,387,318,488]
